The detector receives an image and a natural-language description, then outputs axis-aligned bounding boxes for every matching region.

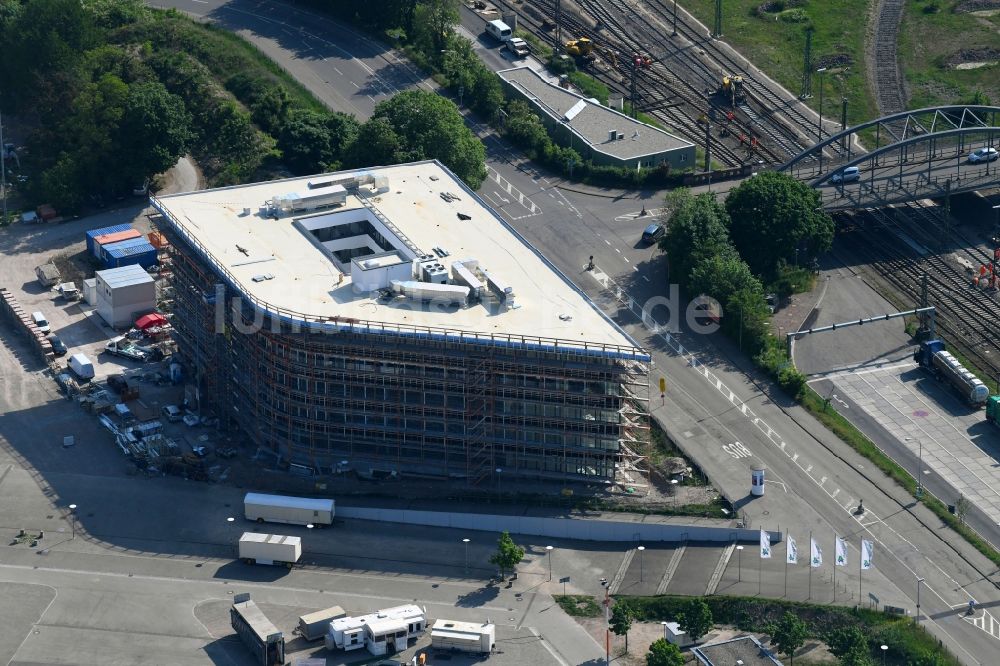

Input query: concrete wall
[95,280,156,328]
[338,506,782,544]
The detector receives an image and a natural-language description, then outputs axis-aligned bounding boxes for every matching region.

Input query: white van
[68,353,95,380]
[485,19,512,42]
[31,311,51,333]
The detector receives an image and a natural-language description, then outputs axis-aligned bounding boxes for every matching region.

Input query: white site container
[431,619,496,654]
[243,492,334,526]
[238,532,302,567]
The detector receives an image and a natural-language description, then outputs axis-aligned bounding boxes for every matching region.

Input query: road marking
[722,441,753,459]
[614,208,665,222]
[966,609,1000,641]
[333,66,343,75]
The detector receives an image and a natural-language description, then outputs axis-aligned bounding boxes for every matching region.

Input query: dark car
[47,335,68,356]
[641,223,665,244]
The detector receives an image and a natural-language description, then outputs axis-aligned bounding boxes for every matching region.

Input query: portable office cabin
[86,224,133,258]
[95,264,156,328]
[431,620,496,654]
[101,237,158,269]
[364,617,409,656]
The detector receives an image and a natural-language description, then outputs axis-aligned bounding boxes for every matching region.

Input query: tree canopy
[771,611,808,664]
[658,189,733,287]
[359,90,487,188]
[678,598,713,642]
[645,638,684,666]
[724,171,834,278]
[609,600,636,653]
[488,531,524,580]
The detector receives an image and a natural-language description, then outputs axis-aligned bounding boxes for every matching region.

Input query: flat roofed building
[692,635,784,665]
[152,161,650,484]
[498,66,696,171]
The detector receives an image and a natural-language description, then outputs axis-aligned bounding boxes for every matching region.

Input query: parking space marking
[966,609,1000,642]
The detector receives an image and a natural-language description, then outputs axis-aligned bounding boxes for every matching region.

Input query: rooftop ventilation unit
[608,129,617,141]
[451,259,484,301]
[268,184,346,215]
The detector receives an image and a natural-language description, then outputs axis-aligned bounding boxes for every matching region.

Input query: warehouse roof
[95,263,154,288]
[498,66,693,161]
[151,161,643,358]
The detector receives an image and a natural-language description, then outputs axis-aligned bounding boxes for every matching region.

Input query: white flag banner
[786,536,798,564]
[760,529,772,559]
[810,538,822,568]
[835,536,847,567]
[861,539,874,570]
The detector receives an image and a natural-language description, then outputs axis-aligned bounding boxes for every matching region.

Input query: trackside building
[151,161,650,485]
[498,66,696,171]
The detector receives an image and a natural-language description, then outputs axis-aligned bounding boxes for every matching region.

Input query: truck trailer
[238,532,302,567]
[230,593,285,666]
[914,340,989,407]
[244,492,334,526]
[431,619,496,654]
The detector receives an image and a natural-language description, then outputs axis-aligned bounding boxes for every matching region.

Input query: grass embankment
[554,594,603,617]
[680,0,876,124]
[898,0,1000,108]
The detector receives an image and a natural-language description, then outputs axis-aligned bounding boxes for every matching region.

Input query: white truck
[238,532,302,567]
[505,36,529,57]
[244,492,334,526]
[104,336,149,362]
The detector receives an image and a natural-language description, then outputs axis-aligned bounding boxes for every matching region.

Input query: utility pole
[704,120,712,173]
[712,0,723,37]
[817,67,827,172]
[841,97,849,150]
[800,28,814,98]
[0,99,7,227]
[555,0,562,49]
[673,0,678,36]
[630,58,638,120]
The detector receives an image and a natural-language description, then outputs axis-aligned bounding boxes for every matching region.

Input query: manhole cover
[762,511,770,516]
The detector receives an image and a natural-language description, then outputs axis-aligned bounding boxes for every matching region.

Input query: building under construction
[151,161,650,486]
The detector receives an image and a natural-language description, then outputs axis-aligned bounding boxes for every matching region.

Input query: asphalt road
[113,1,1000,661]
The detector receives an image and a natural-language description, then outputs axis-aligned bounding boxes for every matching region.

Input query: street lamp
[463,538,471,573]
[916,439,924,499]
[637,545,645,582]
[68,504,77,540]
[546,545,554,581]
[226,516,237,556]
[881,644,888,665]
[916,577,925,621]
[736,545,744,582]
[816,67,828,143]
[496,468,503,495]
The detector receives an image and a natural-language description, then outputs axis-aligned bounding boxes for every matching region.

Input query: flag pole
[833,534,837,602]
[858,542,863,603]
[808,530,812,600]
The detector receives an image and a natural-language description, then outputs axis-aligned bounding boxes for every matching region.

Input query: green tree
[346,116,402,167]
[771,611,808,664]
[658,189,732,292]
[119,81,191,181]
[364,90,486,188]
[678,598,713,643]
[688,251,763,307]
[280,109,359,174]
[839,643,875,666]
[827,625,868,659]
[724,171,834,279]
[415,0,458,54]
[646,638,684,666]
[609,600,635,653]
[488,531,524,580]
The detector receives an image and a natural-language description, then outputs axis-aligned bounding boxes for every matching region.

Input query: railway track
[841,206,1000,378]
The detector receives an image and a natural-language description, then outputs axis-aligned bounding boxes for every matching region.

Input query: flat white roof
[152,161,644,360]
[239,532,301,546]
[432,619,494,636]
[95,263,154,288]
[244,493,334,511]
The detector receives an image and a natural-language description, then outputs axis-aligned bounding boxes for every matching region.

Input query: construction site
[151,160,651,487]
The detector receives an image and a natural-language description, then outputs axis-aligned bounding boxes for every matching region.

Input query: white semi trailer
[238,533,302,567]
[244,492,334,526]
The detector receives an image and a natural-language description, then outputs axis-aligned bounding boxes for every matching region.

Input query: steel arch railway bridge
[778,105,1000,211]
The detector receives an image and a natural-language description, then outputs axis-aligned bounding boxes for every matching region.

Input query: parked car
[968,147,999,164]
[161,404,183,422]
[830,166,860,183]
[641,223,665,244]
[46,335,67,356]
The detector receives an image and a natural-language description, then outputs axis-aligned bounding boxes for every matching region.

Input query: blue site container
[85,224,132,258]
[102,238,158,269]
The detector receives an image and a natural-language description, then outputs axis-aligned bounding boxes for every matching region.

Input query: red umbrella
[135,313,167,330]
